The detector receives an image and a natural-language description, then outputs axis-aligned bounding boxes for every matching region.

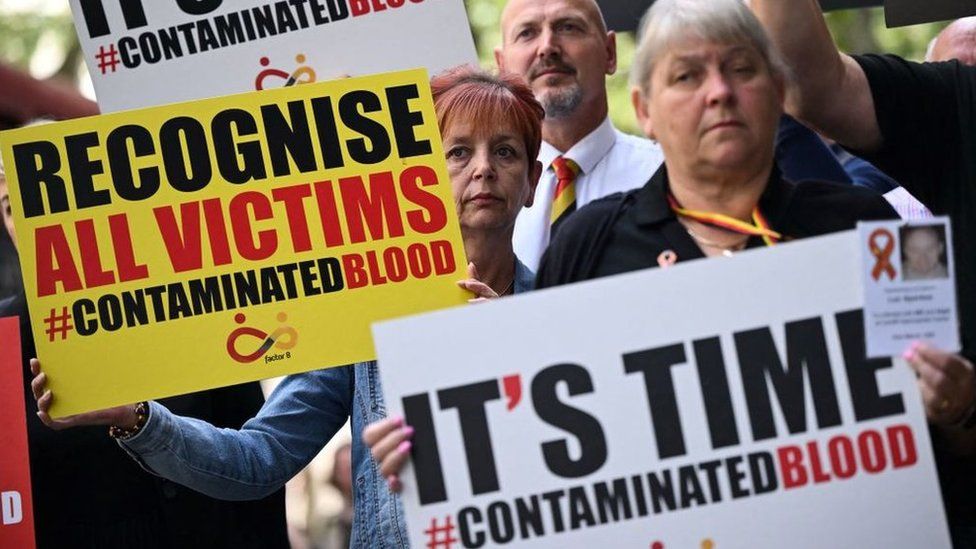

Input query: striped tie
[550,156,579,234]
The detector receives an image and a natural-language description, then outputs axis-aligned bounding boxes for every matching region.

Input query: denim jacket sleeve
[119,365,354,501]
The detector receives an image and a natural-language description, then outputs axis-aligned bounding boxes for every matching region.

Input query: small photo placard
[859,217,960,358]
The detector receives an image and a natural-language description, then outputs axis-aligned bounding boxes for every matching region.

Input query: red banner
[0,317,35,549]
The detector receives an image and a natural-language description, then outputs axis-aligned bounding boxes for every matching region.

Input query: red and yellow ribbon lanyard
[666,192,782,247]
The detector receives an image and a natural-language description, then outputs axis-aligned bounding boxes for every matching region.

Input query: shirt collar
[538,116,617,175]
[633,165,793,229]
[632,166,673,226]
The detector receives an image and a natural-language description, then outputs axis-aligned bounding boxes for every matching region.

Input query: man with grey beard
[495,0,664,270]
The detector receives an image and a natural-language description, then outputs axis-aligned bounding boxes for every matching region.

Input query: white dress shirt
[513,116,665,270]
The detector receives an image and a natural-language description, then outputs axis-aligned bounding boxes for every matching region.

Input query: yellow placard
[0,69,468,417]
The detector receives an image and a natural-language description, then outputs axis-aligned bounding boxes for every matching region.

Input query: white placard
[374,231,951,549]
[69,0,478,112]
[859,218,960,358]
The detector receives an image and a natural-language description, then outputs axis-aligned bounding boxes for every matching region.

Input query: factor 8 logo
[255,53,317,90]
[649,539,716,549]
[226,312,298,364]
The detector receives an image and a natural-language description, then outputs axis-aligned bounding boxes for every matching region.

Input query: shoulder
[854,53,965,83]
[610,129,663,161]
[787,179,898,233]
[852,54,966,115]
[558,191,634,238]
[0,295,16,317]
[793,178,889,203]
[536,190,638,288]
[513,257,535,294]
[0,292,25,319]
[612,128,656,149]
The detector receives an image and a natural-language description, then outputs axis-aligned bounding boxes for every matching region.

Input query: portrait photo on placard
[860,217,960,358]
[900,224,949,281]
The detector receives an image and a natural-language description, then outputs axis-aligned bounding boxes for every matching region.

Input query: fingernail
[403,426,414,437]
[911,341,923,351]
[391,415,403,427]
[398,440,412,454]
[902,349,913,360]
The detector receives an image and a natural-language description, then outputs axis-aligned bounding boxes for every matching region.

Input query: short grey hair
[630,0,789,95]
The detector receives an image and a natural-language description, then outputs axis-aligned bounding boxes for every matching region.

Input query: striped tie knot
[550,156,580,228]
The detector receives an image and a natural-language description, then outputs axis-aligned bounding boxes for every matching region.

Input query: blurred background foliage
[0,1,954,135]
[464,0,948,134]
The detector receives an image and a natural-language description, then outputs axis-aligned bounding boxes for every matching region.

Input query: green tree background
[0,2,950,134]
[465,1,948,134]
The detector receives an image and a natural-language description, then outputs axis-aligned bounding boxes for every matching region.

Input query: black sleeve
[788,181,898,238]
[852,54,964,209]
[827,181,900,223]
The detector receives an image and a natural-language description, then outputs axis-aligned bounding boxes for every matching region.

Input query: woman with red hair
[31,65,544,548]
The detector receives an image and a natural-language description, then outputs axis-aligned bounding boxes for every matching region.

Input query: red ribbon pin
[869,228,897,281]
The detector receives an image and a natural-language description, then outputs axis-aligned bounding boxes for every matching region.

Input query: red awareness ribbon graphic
[869,228,897,281]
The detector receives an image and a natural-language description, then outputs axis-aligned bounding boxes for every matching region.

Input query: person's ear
[524,160,543,208]
[773,72,787,109]
[632,87,655,140]
[605,31,618,75]
[494,47,506,71]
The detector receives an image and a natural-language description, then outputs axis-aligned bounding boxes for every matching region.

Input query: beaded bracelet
[108,401,149,440]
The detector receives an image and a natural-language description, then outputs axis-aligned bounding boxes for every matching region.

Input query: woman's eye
[447,147,468,159]
[496,146,516,158]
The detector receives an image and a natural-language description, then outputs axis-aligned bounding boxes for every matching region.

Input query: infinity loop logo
[226,312,299,363]
[255,53,317,90]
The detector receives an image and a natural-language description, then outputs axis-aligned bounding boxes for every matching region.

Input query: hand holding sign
[30,359,139,431]
[456,262,502,303]
[365,264,512,493]
[364,415,415,492]
[903,343,976,426]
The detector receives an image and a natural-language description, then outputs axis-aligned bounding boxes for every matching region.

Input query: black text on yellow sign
[0,68,468,416]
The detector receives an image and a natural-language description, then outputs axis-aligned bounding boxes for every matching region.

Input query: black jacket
[537,166,898,287]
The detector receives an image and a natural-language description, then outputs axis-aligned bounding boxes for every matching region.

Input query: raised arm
[118,368,354,500]
[33,357,354,501]
[751,0,882,151]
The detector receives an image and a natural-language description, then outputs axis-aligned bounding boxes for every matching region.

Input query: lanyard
[667,192,781,247]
